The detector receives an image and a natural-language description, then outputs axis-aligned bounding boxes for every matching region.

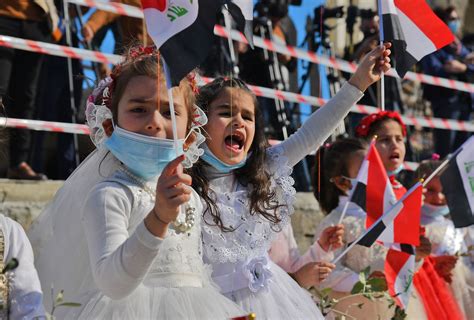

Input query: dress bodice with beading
[201,146,296,266]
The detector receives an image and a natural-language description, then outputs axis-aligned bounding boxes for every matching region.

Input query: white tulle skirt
[223,261,324,320]
[62,283,245,320]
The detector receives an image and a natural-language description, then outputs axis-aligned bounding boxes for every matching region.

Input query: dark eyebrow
[128,97,154,103]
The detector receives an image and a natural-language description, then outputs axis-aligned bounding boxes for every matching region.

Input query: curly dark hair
[190,77,284,232]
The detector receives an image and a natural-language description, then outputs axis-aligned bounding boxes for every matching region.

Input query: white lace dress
[201,83,364,319]
[421,213,474,318]
[62,170,244,319]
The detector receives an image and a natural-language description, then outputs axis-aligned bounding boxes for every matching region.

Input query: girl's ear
[103,119,114,137]
[332,176,350,194]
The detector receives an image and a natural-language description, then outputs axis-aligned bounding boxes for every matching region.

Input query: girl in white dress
[28,47,244,319]
[0,214,45,319]
[416,159,473,317]
[190,45,392,319]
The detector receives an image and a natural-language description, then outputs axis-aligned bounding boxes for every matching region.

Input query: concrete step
[0,179,323,251]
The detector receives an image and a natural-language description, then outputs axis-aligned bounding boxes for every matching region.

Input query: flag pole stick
[377,0,385,111]
[332,181,422,264]
[422,147,463,187]
[161,58,181,155]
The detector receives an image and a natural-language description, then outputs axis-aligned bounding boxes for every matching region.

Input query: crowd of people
[0,0,474,319]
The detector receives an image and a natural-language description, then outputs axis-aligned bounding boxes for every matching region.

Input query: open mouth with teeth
[224,134,245,153]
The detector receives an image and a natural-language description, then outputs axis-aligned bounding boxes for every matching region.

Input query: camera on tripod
[310,5,344,50]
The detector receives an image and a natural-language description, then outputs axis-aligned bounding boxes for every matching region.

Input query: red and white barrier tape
[1,117,90,135]
[1,117,420,170]
[0,35,472,132]
[0,35,122,64]
[66,0,474,94]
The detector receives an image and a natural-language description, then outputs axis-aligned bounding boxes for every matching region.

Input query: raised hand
[318,224,345,252]
[145,155,192,238]
[349,43,392,92]
[293,261,336,288]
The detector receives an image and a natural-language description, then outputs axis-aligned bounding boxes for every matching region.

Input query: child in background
[191,45,391,319]
[312,137,397,319]
[28,47,244,319]
[416,159,473,317]
[355,111,463,319]
[0,214,45,319]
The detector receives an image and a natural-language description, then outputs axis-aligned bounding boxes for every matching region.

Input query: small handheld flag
[440,136,474,228]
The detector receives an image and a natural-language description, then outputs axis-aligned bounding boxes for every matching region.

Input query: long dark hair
[312,137,368,214]
[190,77,282,232]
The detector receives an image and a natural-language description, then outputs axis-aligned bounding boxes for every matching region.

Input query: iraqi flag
[385,247,415,309]
[355,182,422,247]
[142,0,254,85]
[350,142,421,246]
[380,0,455,78]
[440,136,474,228]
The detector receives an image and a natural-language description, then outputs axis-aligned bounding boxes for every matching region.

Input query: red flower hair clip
[186,72,199,94]
[129,45,157,59]
[355,111,407,138]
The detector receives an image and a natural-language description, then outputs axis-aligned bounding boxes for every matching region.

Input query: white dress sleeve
[2,215,46,319]
[276,82,363,167]
[82,182,163,300]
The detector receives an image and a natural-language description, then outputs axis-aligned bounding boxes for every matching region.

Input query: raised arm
[277,44,392,167]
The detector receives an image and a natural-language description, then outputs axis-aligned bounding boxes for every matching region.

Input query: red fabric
[356,111,407,138]
[394,184,422,246]
[366,143,390,227]
[394,0,455,49]
[413,257,465,320]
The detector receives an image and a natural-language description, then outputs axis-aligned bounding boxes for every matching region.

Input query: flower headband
[355,111,407,138]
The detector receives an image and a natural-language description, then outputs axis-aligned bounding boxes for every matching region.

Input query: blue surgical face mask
[201,143,247,173]
[421,203,450,218]
[448,19,460,34]
[387,164,404,177]
[104,126,184,180]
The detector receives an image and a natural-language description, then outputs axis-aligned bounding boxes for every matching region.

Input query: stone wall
[0,179,325,252]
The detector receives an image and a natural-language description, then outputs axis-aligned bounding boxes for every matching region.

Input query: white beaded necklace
[119,166,196,234]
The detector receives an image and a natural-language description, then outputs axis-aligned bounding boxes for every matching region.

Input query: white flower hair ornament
[182,104,208,168]
[85,77,114,148]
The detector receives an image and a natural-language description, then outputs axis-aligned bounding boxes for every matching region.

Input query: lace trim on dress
[202,145,297,264]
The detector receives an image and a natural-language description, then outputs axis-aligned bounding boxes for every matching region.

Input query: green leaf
[320,287,332,297]
[367,278,386,292]
[2,258,19,273]
[351,281,365,294]
[358,272,367,285]
[362,266,371,278]
[57,302,81,308]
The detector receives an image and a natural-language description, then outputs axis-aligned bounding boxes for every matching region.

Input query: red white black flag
[350,142,421,246]
[142,0,254,85]
[381,0,455,78]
